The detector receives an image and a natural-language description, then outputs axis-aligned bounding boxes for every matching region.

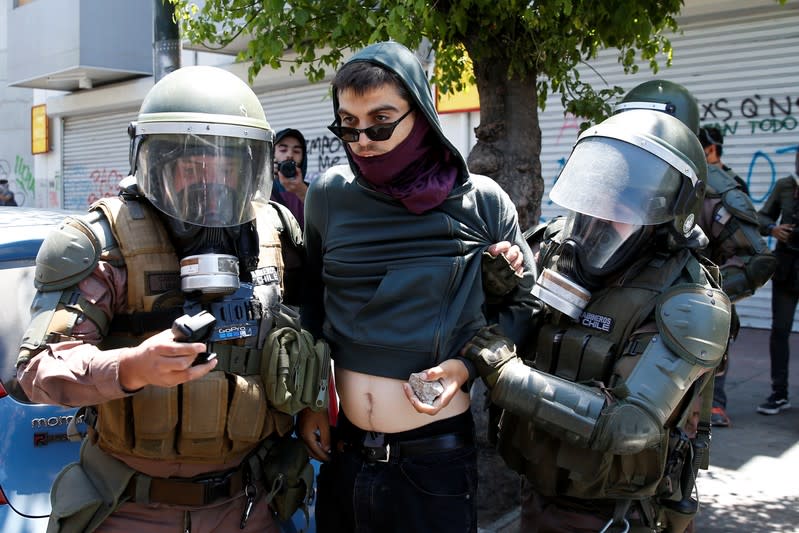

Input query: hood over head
[332,41,469,181]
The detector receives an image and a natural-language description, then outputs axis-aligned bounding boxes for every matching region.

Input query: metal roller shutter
[62,110,138,210]
[259,83,346,182]
[534,2,799,329]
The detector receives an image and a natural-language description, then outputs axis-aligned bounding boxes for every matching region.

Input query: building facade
[2,0,798,329]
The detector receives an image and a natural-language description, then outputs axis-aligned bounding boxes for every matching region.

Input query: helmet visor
[551,137,685,226]
[137,133,272,227]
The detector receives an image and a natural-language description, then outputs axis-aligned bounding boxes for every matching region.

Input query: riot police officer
[16,66,326,532]
[464,109,732,532]
[618,80,775,427]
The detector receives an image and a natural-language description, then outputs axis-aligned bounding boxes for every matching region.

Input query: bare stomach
[335,366,471,433]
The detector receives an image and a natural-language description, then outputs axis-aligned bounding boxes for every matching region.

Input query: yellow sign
[436,81,480,114]
[31,104,49,155]
[435,54,480,114]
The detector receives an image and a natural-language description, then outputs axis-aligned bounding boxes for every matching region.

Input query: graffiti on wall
[306,134,344,176]
[543,92,799,222]
[0,155,36,206]
[701,93,799,135]
[63,166,124,210]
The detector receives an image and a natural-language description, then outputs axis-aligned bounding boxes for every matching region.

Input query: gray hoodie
[301,41,537,380]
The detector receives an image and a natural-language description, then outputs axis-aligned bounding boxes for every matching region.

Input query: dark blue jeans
[713,372,728,408]
[769,281,799,398]
[315,411,478,533]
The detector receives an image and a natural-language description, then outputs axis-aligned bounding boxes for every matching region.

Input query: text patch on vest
[579,311,614,333]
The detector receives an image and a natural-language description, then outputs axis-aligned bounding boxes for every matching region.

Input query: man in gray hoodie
[296,41,537,533]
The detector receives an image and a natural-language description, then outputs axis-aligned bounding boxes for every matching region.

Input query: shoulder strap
[91,196,180,312]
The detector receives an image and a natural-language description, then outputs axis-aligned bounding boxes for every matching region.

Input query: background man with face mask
[463,109,732,532]
[15,66,326,532]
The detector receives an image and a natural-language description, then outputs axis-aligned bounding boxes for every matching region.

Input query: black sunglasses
[328,108,414,143]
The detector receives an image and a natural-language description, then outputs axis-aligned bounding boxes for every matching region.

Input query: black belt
[341,430,473,463]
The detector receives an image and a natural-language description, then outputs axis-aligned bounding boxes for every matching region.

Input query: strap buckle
[362,431,391,463]
[195,468,237,503]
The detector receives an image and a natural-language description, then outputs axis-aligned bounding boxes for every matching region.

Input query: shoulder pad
[656,284,731,368]
[706,165,741,195]
[266,200,303,248]
[721,188,759,226]
[35,211,117,291]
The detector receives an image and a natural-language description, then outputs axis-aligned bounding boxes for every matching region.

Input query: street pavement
[479,327,799,533]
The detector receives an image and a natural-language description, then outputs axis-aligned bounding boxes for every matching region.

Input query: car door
[0,218,85,533]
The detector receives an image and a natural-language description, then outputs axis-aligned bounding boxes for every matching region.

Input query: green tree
[172,0,683,229]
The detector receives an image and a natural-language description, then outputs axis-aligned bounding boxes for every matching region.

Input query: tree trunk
[464,48,543,231]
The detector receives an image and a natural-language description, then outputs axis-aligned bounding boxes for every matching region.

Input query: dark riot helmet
[128,66,274,229]
[551,109,707,238]
[616,80,700,135]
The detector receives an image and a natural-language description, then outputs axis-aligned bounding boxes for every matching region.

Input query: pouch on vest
[48,440,135,533]
[262,326,331,415]
[227,374,269,455]
[132,385,178,457]
[177,372,228,457]
[260,434,315,524]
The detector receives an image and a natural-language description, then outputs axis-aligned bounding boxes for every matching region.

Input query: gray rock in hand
[409,372,444,405]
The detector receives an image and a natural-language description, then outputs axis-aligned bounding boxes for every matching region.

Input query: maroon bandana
[349,115,458,214]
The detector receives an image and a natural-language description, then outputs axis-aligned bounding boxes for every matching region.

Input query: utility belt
[122,464,248,507]
[48,434,314,533]
[335,410,475,464]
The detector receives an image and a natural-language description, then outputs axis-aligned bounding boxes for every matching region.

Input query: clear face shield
[133,122,274,295]
[135,128,273,228]
[533,136,686,319]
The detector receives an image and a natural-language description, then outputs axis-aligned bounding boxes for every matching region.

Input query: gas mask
[133,131,272,297]
[533,212,649,319]
[165,221,256,297]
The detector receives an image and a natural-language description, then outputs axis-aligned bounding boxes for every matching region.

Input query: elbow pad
[491,360,663,454]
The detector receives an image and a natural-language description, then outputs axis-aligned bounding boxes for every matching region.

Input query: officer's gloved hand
[482,250,523,300]
[461,325,522,388]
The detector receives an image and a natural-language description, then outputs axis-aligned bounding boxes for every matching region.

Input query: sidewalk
[479,328,799,533]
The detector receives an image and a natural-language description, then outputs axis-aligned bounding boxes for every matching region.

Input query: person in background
[271,128,309,228]
[695,124,774,426]
[296,41,537,533]
[699,125,749,194]
[0,178,17,206]
[756,147,799,415]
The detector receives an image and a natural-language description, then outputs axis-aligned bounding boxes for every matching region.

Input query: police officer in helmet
[17,66,325,532]
[618,80,775,428]
[465,109,732,532]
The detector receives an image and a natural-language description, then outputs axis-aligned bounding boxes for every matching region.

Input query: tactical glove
[482,251,523,300]
[461,325,521,388]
